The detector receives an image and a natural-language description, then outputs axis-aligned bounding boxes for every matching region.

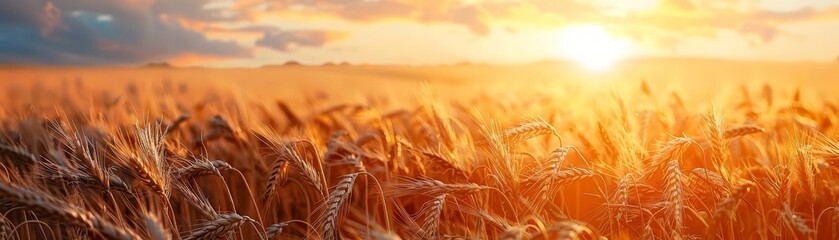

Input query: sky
[1,0,838,67]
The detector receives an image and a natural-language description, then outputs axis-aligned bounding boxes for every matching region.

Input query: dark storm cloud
[0,0,248,65]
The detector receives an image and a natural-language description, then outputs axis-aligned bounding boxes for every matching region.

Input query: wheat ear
[145,213,171,240]
[183,213,252,240]
[781,203,814,235]
[174,160,231,180]
[0,181,140,240]
[265,222,288,239]
[322,172,361,240]
[663,160,684,234]
[504,119,559,145]
[421,193,448,239]
[723,125,764,139]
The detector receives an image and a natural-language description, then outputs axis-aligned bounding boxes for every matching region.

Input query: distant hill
[260,61,305,68]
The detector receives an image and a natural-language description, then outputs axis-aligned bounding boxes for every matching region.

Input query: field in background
[1,60,839,239]
[3,59,838,105]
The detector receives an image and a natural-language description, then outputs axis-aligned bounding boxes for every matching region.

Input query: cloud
[738,22,778,42]
[256,29,348,52]
[579,0,839,46]
[0,0,249,65]
[153,0,239,22]
[40,1,63,37]
[251,0,492,35]
[2,0,839,65]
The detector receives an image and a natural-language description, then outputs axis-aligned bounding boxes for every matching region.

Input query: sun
[558,24,630,70]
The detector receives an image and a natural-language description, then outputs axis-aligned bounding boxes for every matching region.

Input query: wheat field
[1,62,839,239]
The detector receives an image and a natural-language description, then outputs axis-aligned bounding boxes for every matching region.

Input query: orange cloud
[212,0,839,58]
[204,29,264,42]
[624,2,839,43]
[241,0,492,35]
[6,0,839,65]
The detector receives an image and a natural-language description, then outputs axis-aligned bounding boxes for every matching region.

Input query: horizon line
[1,56,837,69]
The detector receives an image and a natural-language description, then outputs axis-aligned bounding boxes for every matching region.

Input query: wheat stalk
[705,110,728,178]
[545,146,570,173]
[421,193,448,239]
[50,123,113,191]
[285,146,325,196]
[164,114,190,136]
[418,149,468,178]
[598,122,616,157]
[713,180,754,220]
[537,221,595,240]
[322,172,360,240]
[833,204,839,240]
[174,160,231,180]
[723,125,765,139]
[3,77,838,240]
[690,168,728,199]
[663,160,684,234]
[183,213,253,240]
[388,178,490,197]
[39,161,131,195]
[263,158,289,202]
[145,213,171,240]
[0,144,37,167]
[0,180,140,240]
[781,203,814,235]
[525,167,594,186]
[265,222,288,239]
[646,137,692,175]
[0,215,12,240]
[614,173,634,222]
[110,122,171,197]
[504,119,559,145]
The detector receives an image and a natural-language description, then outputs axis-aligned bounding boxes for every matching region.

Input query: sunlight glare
[558,25,630,70]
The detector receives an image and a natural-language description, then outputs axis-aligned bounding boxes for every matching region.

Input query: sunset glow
[558,25,630,70]
[2,1,839,240]
[2,1,839,67]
